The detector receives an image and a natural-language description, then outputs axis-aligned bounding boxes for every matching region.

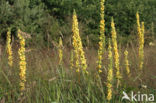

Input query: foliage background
[0,0,156,47]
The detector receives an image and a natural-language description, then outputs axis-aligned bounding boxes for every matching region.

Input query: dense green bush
[0,0,156,47]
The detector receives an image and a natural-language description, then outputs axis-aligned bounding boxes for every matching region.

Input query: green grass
[0,43,155,103]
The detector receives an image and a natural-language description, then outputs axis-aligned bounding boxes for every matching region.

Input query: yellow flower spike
[107,39,113,101]
[58,37,63,65]
[18,29,26,91]
[136,12,144,70]
[72,10,88,74]
[97,0,106,73]
[76,69,80,73]
[111,18,121,88]
[6,29,13,67]
[141,22,144,36]
[124,50,130,77]
[72,10,80,72]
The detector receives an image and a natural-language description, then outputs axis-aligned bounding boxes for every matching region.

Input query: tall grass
[0,41,156,102]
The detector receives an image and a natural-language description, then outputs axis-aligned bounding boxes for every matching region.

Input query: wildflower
[18,29,26,91]
[111,18,121,88]
[72,10,88,74]
[136,12,144,70]
[141,84,147,89]
[149,42,155,46]
[58,37,63,65]
[124,50,130,77]
[72,10,80,72]
[97,0,106,73]
[107,39,113,101]
[6,28,13,67]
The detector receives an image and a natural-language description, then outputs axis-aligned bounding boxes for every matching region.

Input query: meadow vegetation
[0,39,156,103]
[0,0,156,103]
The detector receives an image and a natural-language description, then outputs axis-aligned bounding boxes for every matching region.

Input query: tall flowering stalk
[124,50,130,77]
[6,29,13,67]
[111,18,121,88]
[97,0,106,73]
[18,29,26,91]
[58,37,63,65]
[107,39,113,101]
[79,39,88,74]
[136,12,144,70]
[72,10,88,74]
[72,10,80,72]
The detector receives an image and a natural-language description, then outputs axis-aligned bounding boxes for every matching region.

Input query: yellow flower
[111,18,121,88]
[124,50,130,77]
[76,69,80,73]
[136,12,144,70]
[97,0,106,73]
[99,69,102,73]
[18,29,27,91]
[72,10,88,74]
[107,39,113,101]
[58,37,63,65]
[6,29,13,67]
